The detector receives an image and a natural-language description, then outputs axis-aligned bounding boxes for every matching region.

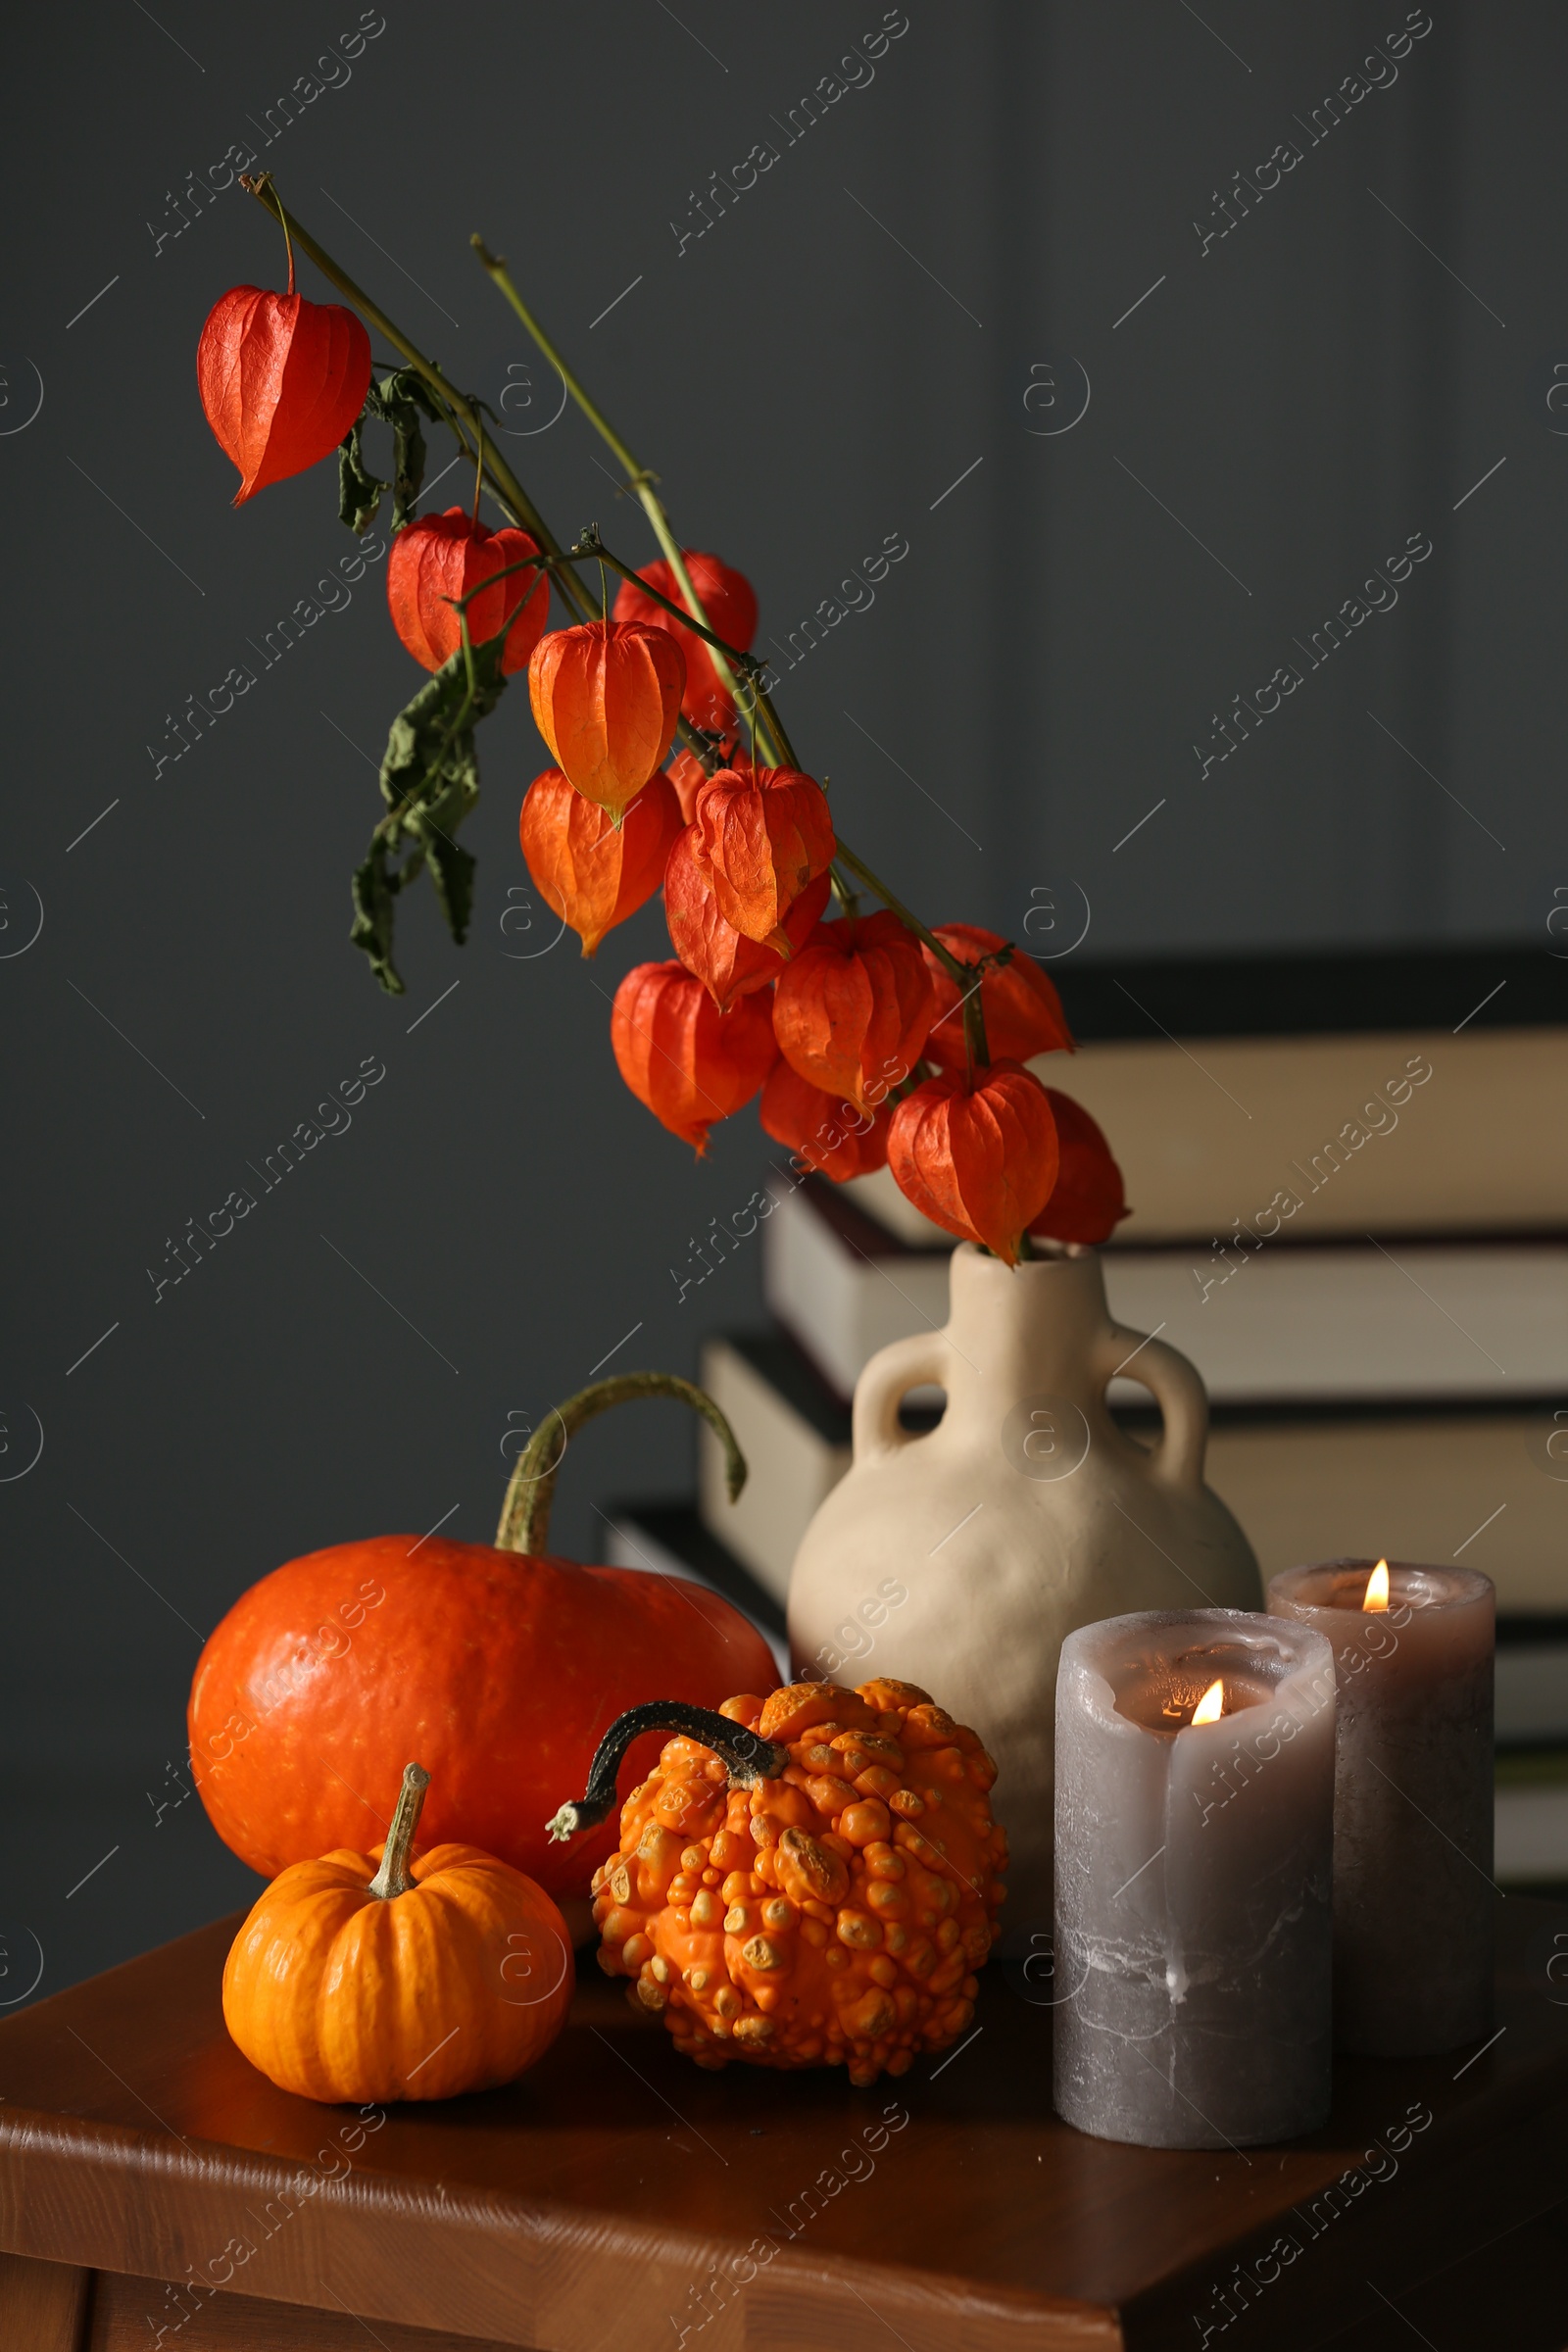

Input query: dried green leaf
[349,839,411,995]
[422,829,477,946]
[377,636,507,817]
[338,369,448,539]
[338,416,388,536]
[375,368,445,533]
[350,632,509,992]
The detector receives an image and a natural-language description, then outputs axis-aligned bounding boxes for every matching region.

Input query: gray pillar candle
[1054,1608,1336,2150]
[1267,1558,1494,2057]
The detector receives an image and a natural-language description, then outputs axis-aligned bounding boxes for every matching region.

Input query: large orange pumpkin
[189,1375,776,1899]
[224,1762,574,2102]
[550,1680,1007,2086]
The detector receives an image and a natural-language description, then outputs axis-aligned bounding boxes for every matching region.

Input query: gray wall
[3,2,1559,1994]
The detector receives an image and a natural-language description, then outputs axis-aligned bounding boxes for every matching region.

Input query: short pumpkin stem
[544,1704,787,1845]
[494,1372,747,1554]
[368,1762,430,1900]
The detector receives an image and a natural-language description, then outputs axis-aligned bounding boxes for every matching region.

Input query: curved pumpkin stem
[545,1703,787,1845]
[494,1371,747,1555]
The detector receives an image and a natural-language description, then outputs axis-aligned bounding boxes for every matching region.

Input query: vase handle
[853,1333,950,1464]
[1102,1325,1208,1493]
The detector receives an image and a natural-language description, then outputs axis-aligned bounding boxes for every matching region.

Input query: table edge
[0,2106,1123,2348]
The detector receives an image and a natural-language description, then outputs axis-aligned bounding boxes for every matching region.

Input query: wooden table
[1,1900,1566,2351]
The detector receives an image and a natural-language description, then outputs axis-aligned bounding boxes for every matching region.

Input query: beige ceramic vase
[787,1244,1261,1924]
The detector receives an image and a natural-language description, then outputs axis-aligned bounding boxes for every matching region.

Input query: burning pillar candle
[1054,1608,1336,2150]
[1267,1558,1494,2056]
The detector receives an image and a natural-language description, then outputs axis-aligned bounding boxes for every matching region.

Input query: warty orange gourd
[548,1678,1007,2086]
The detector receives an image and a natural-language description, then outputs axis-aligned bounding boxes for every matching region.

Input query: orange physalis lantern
[528,621,686,818]
[387,511,550,675]
[664,832,830,1015]
[759,1059,892,1182]
[771,910,936,1112]
[611,961,779,1153]
[666,738,747,823]
[888,1063,1059,1266]
[519,769,683,957]
[197,284,372,507]
[613,553,759,732]
[689,766,836,947]
[1027,1088,1130,1247]
[921,925,1075,1069]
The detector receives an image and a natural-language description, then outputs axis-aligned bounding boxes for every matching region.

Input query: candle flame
[1363,1560,1391,1613]
[1191,1678,1224,1726]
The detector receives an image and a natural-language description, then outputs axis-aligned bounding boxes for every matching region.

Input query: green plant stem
[443,550,557,610]
[240,176,599,625]
[495,1372,746,1554]
[749,682,800,768]
[833,846,960,982]
[472,237,786,764]
[958,968,992,1075]
[574,532,758,668]
[470,241,642,480]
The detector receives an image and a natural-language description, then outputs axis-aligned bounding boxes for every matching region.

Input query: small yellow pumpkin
[223,1762,574,2102]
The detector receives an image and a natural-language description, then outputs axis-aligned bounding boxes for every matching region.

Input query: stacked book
[608,945,1568,1884]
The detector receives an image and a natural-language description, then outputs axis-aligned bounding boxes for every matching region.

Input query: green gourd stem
[495,1372,747,1554]
[239,177,599,626]
[368,1762,430,1900]
[544,1703,787,1844]
[469,240,784,764]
